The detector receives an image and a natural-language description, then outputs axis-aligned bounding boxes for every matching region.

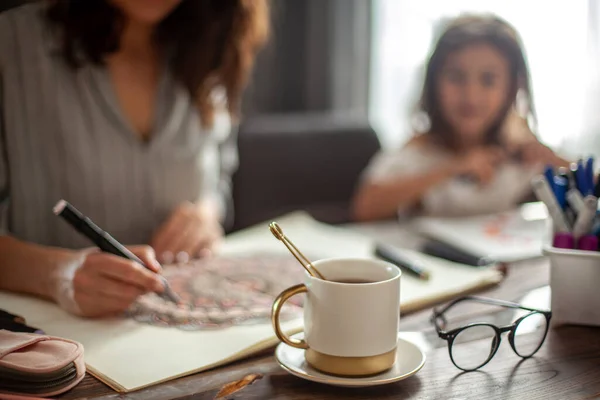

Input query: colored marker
[531,175,570,233]
[571,162,582,194]
[567,189,585,214]
[594,172,600,198]
[572,196,598,239]
[586,157,595,195]
[576,160,588,195]
[544,165,555,193]
[558,167,576,190]
[592,216,600,237]
[553,176,568,210]
[553,232,574,249]
[578,235,598,251]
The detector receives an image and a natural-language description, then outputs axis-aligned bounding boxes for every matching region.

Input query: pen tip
[53,199,67,215]
[164,285,182,305]
[421,271,431,281]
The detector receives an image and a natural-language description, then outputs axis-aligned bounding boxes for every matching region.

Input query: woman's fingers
[85,253,164,293]
[88,274,147,302]
[162,223,196,263]
[128,245,162,272]
[151,201,225,263]
[74,292,134,317]
[71,249,168,317]
[151,205,189,262]
[74,273,145,313]
[169,221,222,260]
[191,233,220,258]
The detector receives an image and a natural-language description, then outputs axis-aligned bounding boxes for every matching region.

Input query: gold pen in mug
[271,258,401,376]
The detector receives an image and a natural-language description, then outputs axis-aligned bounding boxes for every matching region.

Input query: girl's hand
[455,146,506,185]
[515,140,567,167]
[151,201,223,264]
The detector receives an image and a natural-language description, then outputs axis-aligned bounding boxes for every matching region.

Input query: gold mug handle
[271,284,309,349]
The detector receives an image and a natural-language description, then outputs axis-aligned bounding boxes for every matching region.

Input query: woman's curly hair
[46,0,270,127]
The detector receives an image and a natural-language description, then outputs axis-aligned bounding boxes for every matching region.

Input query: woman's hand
[151,201,224,264]
[69,246,164,317]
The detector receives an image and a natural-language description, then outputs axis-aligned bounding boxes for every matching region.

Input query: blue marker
[576,159,588,195]
[570,162,581,192]
[558,166,576,190]
[586,157,595,196]
[553,176,568,210]
[544,165,555,193]
[592,216,600,237]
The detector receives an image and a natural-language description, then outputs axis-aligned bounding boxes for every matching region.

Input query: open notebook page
[0,212,502,392]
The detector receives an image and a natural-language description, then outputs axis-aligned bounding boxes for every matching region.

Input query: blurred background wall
[2,0,598,229]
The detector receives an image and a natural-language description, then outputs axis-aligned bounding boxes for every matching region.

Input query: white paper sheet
[411,202,549,262]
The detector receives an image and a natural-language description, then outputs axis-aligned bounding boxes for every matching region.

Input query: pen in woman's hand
[53,200,181,304]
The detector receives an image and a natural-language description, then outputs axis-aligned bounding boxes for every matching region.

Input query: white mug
[271,258,401,376]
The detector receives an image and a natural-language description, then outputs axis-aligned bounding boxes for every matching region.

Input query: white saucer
[274,333,426,387]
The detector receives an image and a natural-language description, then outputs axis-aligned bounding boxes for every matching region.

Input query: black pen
[421,239,495,267]
[53,200,181,304]
[0,309,45,334]
[374,243,430,281]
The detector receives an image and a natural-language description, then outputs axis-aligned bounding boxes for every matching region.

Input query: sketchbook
[412,202,549,263]
[0,212,502,392]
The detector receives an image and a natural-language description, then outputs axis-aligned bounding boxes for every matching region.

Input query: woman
[0,0,269,316]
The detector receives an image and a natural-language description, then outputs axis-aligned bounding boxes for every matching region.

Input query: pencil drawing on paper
[125,255,305,330]
[482,213,537,244]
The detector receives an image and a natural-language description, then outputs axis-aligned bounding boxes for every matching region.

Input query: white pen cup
[271,258,401,376]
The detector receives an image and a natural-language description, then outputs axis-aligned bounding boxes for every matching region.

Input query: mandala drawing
[125,254,307,330]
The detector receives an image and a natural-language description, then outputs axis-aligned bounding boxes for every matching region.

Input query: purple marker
[553,233,575,249]
[578,235,598,251]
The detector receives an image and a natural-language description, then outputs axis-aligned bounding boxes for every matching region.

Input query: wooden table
[60,222,600,400]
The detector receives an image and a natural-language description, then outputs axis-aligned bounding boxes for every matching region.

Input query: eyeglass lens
[512,312,548,357]
[451,324,498,370]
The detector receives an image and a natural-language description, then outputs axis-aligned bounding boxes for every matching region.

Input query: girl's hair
[417,15,535,149]
[46,0,270,128]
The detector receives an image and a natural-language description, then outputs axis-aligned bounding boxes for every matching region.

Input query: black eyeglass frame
[431,295,552,372]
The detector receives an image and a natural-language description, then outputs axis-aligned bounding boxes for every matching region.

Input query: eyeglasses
[431,296,552,371]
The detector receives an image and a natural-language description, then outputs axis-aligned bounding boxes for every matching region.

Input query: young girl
[353,15,569,221]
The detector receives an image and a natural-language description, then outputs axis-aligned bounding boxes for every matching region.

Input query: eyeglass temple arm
[431,295,550,336]
[435,295,547,316]
[465,295,548,313]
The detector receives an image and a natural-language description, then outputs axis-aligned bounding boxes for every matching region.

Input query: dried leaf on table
[214,373,264,399]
